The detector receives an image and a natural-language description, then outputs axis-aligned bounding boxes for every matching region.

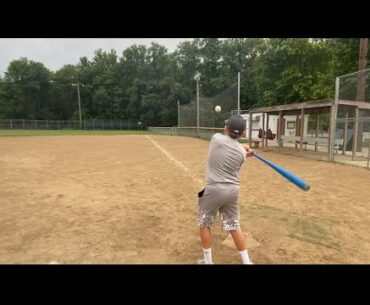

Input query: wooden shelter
[247,100,370,161]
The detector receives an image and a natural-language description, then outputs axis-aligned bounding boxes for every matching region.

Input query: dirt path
[0,135,369,263]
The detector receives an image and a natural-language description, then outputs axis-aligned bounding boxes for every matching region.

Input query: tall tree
[0,58,51,119]
[47,64,78,120]
[255,38,333,105]
[0,38,367,126]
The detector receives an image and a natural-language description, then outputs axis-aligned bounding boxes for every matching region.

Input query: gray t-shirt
[206,133,246,185]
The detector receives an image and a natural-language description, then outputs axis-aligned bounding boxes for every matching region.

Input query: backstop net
[178,82,238,128]
[334,68,370,167]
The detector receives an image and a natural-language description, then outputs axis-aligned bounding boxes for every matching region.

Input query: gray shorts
[198,183,240,231]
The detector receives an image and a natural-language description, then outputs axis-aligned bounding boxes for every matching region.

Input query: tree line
[0,38,367,126]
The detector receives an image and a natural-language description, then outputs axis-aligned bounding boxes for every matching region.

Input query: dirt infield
[0,134,369,264]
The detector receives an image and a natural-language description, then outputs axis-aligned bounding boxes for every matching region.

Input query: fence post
[128,120,131,130]
[46,120,49,130]
[342,112,348,155]
[35,120,37,129]
[278,111,282,153]
[299,108,304,153]
[248,112,252,148]
[10,119,12,129]
[261,113,265,149]
[352,107,359,161]
[111,120,113,130]
[23,119,25,129]
[120,120,122,130]
[328,101,338,162]
[315,113,320,152]
[265,113,269,147]
[102,119,104,130]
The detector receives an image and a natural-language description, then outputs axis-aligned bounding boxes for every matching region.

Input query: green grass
[245,204,341,250]
[0,129,155,137]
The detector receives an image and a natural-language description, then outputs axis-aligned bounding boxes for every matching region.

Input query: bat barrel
[252,151,310,191]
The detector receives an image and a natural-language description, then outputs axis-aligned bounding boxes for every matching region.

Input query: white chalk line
[145,135,203,185]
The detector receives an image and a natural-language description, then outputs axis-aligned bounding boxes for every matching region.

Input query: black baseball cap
[225,116,246,135]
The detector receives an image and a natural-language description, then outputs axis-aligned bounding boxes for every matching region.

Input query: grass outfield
[0,129,155,137]
[0,129,252,146]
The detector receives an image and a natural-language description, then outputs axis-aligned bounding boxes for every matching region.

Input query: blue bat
[252,151,310,191]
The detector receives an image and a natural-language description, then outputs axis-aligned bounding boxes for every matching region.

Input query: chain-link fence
[156,69,370,169]
[178,82,238,128]
[148,126,226,141]
[333,68,370,168]
[230,109,250,116]
[0,119,144,130]
[336,69,370,102]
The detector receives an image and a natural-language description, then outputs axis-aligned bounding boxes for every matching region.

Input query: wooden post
[352,107,359,161]
[248,112,252,147]
[295,113,299,149]
[10,119,12,129]
[356,38,368,102]
[265,113,269,148]
[261,112,265,149]
[278,111,283,153]
[342,112,348,155]
[315,113,320,152]
[328,101,338,161]
[300,108,304,153]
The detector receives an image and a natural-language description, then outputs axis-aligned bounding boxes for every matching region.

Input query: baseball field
[0,131,369,264]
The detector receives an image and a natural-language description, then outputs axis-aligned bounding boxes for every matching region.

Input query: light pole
[177,100,180,127]
[50,77,85,129]
[194,71,201,132]
[237,72,241,116]
[72,81,84,129]
[236,49,241,116]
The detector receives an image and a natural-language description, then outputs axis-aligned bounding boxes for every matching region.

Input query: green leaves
[254,38,362,105]
[0,38,367,126]
[1,58,51,119]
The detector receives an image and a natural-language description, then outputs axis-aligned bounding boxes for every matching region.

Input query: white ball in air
[215,105,221,112]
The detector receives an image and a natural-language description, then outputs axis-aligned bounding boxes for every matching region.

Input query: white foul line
[146,135,203,185]
[146,135,189,172]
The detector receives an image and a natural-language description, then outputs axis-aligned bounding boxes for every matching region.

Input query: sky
[0,38,193,76]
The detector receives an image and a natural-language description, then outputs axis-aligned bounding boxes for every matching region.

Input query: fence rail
[147,126,251,143]
[0,119,144,130]
[148,126,225,140]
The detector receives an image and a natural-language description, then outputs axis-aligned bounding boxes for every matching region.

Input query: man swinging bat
[198,115,254,264]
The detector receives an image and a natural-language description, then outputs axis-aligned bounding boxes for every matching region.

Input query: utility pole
[77,81,82,129]
[177,100,180,127]
[194,71,201,132]
[357,38,368,101]
[237,72,241,116]
[72,81,84,129]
